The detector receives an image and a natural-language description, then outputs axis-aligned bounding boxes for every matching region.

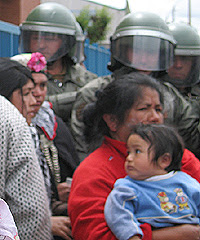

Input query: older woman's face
[111,87,164,142]
[9,79,36,125]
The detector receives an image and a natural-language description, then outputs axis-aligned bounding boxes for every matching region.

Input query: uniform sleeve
[104,185,143,240]
[70,75,113,161]
[46,64,97,124]
[46,90,77,123]
[163,82,200,159]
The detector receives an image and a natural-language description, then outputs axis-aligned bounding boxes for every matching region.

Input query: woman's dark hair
[0,57,34,100]
[129,124,184,172]
[83,72,163,144]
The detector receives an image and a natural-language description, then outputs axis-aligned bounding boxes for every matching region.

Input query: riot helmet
[109,12,176,73]
[166,23,200,88]
[19,2,77,64]
[72,22,86,64]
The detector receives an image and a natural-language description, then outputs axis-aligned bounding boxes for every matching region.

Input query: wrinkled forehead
[137,86,161,102]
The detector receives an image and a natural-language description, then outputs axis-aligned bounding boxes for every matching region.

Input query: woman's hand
[51,216,72,240]
[152,224,200,240]
[129,236,141,240]
[57,182,71,202]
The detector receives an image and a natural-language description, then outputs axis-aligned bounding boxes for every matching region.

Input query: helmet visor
[19,30,76,63]
[167,56,200,87]
[111,35,175,71]
[72,41,85,64]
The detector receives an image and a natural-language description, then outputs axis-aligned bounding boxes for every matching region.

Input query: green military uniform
[46,63,97,125]
[189,83,200,111]
[71,74,113,160]
[161,81,200,158]
[162,74,200,114]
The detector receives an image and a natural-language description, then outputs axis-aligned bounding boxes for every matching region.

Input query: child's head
[125,124,184,180]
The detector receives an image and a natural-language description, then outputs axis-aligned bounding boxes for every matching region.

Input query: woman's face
[110,87,164,142]
[32,72,48,116]
[9,79,36,125]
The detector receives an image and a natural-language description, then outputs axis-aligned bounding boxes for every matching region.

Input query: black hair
[129,124,184,172]
[83,72,163,144]
[0,57,34,100]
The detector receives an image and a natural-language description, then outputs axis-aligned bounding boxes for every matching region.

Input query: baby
[104,124,200,240]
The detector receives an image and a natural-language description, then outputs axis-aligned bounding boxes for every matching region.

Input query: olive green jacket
[46,63,97,126]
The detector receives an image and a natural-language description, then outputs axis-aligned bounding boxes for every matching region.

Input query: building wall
[0,0,127,46]
[0,0,40,26]
[20,0,40,25]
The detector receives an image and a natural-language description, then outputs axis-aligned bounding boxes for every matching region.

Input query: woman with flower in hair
[13,52,80,187]
[11,52,80,240]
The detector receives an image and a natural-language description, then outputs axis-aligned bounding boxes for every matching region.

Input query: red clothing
[181,148,200,182]
[68,136,200,240]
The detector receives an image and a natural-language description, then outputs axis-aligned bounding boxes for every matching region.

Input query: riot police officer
[19,2,97,126]
[162,23,200,107]
[70,12,200,161]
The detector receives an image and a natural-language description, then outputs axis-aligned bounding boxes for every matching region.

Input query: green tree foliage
[76,6,90,33]
[76,6,112,44]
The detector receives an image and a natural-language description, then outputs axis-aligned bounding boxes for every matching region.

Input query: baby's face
[125,134,160,180]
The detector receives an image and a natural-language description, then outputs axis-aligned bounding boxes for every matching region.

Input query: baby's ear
[158,153,171,169]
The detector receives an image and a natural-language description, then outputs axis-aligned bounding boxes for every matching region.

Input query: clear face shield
[167,56,200,88]
[71,36,85,64]
[19,30,76,63]
[111,35,175,71]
